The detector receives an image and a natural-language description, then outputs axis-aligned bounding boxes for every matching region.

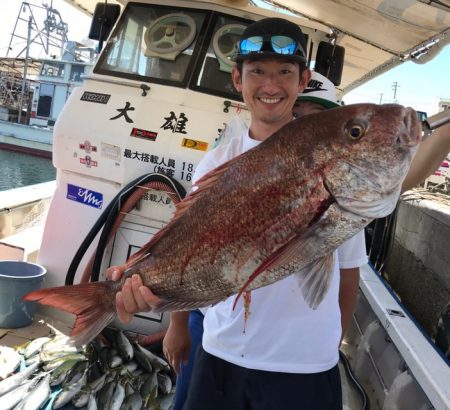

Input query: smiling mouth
[258,97,283,104]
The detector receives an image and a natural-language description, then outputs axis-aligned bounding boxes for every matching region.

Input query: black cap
[235,18,307,63]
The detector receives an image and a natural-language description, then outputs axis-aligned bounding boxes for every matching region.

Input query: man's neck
[248,118,292,142]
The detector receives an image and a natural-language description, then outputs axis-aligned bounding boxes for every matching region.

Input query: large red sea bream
[25,103,421,345]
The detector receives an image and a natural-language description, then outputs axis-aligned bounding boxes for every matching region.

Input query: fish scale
[24,103,421,346]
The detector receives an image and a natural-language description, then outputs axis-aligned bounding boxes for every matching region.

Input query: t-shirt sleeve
[192,153,217,184]
[338,230,368,269]
[193,128,248,186]
[192,139,237,185]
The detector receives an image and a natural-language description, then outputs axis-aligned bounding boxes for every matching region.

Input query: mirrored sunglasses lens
[271,35,297,55]
[240,36,264,54]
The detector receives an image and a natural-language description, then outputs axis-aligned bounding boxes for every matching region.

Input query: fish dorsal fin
[129,155,244,261]
[233,233,335,310]
[176,153,243,216]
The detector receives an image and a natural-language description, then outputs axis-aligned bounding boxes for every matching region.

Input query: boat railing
[0,181,55,261]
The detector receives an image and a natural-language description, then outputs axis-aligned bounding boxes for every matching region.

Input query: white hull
[0,120,52,154]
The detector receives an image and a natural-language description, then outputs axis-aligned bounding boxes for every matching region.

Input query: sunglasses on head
[238,35,306,60]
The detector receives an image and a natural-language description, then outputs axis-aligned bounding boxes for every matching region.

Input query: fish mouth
[401,107,422,147]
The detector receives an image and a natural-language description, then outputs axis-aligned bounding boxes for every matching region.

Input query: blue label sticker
[67,184,103,209]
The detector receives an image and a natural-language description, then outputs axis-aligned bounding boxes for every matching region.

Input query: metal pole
[392,81,400,101]
[18,16,32,124]
[46,2,50,53]
[6,2,25,57]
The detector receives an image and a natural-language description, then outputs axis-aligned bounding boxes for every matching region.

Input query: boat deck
[0,314,71,349]
[0,314,378,410]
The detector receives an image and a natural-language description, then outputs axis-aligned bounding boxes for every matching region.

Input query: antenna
[7,2,69,59]
[392,81,400,102]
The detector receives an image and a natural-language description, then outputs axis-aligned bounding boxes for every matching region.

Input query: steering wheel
[145,13,196,60]
[212,24,247,72]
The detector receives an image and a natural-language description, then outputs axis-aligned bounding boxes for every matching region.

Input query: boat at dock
[0,2,95,157]
[0,1,449,409]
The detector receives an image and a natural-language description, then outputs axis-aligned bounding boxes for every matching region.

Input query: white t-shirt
[193,129,368,374]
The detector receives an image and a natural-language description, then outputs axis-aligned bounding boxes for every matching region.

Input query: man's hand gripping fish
[24,103,422,346]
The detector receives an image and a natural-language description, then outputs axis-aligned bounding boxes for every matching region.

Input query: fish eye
[346,123,366,140]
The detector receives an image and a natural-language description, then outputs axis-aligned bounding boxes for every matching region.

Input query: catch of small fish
[24,103,421,346]
[0,330,174,409]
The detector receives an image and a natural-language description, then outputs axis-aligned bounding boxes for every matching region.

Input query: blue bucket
[0,260,47,328]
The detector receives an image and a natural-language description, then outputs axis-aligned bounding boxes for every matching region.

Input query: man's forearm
[402,122,450,193]
[339,268,360,341]
[170,311,190,327]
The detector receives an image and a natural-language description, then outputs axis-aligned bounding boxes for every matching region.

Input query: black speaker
[314,41,345,86]
[89,3,121,41]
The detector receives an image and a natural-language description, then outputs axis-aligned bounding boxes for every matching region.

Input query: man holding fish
[173,70,360,410]
[113,18,369,409]
[25,15,427,409]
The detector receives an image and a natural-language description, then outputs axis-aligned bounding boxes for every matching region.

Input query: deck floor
[0,314,71,348]
[1,317,381,410]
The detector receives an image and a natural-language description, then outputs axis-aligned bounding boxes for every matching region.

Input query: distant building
[438,98,450,112]
[29,56,92,127]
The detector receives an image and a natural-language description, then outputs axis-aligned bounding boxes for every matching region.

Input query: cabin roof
[60,0,450,96]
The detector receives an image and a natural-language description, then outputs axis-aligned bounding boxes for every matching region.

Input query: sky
[343,46,450,114]
[0,0,92,59]
[1,0,449,115]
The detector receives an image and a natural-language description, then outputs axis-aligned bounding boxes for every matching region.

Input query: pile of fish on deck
[0,329,174,409]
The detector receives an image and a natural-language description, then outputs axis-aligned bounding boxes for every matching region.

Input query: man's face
[232,58,310,128]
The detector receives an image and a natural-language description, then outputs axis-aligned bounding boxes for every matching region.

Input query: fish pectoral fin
[296,254,335,309]
[233,234,308,309]
[233,235,335,310]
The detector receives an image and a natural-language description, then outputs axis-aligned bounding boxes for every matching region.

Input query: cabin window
[95,4,208,87]
[190,13,248,100]
[94,5,250,101]
[36,83,54,118]
[70,65,86,82]
[41,62,65,78]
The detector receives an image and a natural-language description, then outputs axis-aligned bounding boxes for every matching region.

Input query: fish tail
[23,281,118,346]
